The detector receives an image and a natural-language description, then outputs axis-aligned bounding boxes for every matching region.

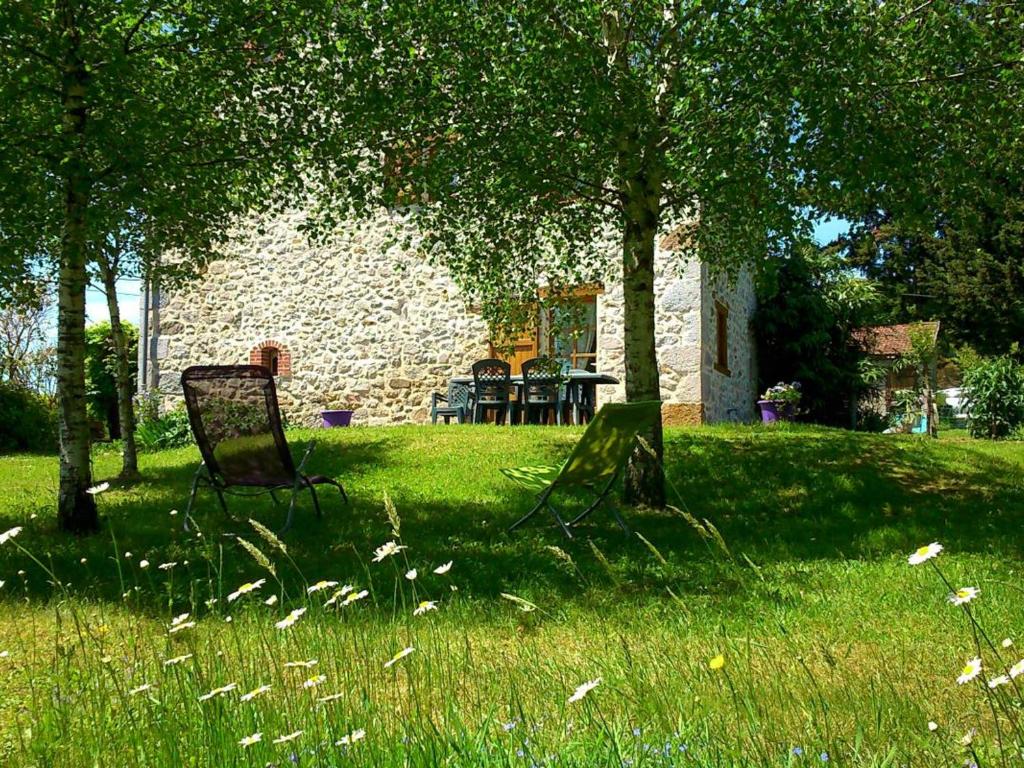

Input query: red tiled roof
[851,322,940,357]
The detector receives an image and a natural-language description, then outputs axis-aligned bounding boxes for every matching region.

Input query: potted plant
[320,395,359,428]
[757,381,801,423]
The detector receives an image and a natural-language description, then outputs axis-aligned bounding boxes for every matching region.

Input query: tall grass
[1,493,1023,767]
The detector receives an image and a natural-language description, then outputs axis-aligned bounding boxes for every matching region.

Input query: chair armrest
[431,392,448,407]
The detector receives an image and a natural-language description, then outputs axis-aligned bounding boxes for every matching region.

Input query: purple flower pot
[758,400,794,423]
[321,409,354,428]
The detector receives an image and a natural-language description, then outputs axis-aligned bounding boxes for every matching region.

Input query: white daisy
[86,482,110,495]
[227,579,266,602]
[372,541,406,562]
[240,684,271,702]
[957,657,982,685]
[948,586,979,606]
[275,607,306,630]
[239,732,262,748]
[335,728,366,746]
[128,683,153,695]
[433,561,453,575]
[0,526,23,545]
[405,569,417,581]
[1002,638,1013,649]
[307,580,338,594]
[341,589,369,607]
[158,562,177,571]
[384,646,415,668]
[273,730,303,744]
[139,559,150,569]
[317,692,345,703]
[302,674,326,689]
[908,542,943,566]
[1009,659,1024,679]
[413,600,437,616]
[171,613,190,626]
[264,594,278,606]
[568,678,602,703]
[168,621,195,634]
[284,659,318,669]
[163,653,193,667]
[988,675,1011,689]
[927,721,938,732]
[199,682,238,701]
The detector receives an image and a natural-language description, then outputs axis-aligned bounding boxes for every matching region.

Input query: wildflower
[317,692,345,703]
[171,612,190,626]
[908,542,942,565]
[158,562,177,571]
[384,646,415,668]
[928,721,939,732]
[0,526,23,545]
[284,659,317,669]
[501,721,517,732]
[988,675,1010,689]
[128,683,153,695]
[335,728,366,746]
[240,684,271,702]
[372,541,406,562]
[227,579,266,602]
[79,558,86,564]
[124,551,132,559]
[433,561,453,575]
[957,658,982,685]
[709,654,725,671]
[961,728,976,747]
[568,678,601,703]
[792,746,804,757]
[302,675,326,689]
[163,653,193,667]
[273,730,303,744]
[239,732,262,748]
[324,585,356,606]
[820,752,829,762]
[413,600,437,616]
[86,482,109,495]
[275,607,306,630]
[405,568,417,580]
[949,587,979,606]
[168,620,195,634]
[0,650,8,659]
[199,682,238,701]
[1009,659,1024,679]
[1002,638,1013,649]
[265,594,278,606]
[340,589,369,607]
[170,509,178,516]
[307,579,338,594]
[139,559,150,569]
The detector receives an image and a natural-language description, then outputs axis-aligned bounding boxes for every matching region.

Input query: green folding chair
[501,400,662,537]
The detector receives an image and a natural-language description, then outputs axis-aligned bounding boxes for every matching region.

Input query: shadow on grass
[0,424,1022,609]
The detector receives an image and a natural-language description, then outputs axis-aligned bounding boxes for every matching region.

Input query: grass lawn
[1,424,1023,766]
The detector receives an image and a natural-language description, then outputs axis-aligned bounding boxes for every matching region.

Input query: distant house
[851,321,956,423]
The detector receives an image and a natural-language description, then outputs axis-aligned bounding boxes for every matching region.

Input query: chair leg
[183,469,203,532]
[306,481,323,518]
[431,411,438,425]
[508,487,553,532]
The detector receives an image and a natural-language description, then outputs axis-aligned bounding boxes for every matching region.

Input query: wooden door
[490,328,538,374]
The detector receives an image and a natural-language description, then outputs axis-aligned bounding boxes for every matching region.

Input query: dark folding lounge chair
[500,400,661,537]
[180,365,347,534]
[430,380,471,424]
[471,358,513,425]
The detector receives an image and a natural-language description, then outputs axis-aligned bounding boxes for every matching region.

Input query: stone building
[139,209,758,426]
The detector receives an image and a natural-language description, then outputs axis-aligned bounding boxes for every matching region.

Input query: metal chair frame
[181,365,347,534]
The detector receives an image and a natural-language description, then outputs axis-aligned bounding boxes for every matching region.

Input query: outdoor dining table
[449,370,619,424]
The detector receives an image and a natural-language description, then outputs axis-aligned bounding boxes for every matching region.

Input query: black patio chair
[180,365,347,534]
[520,357,566,425]
[430,380,471,424]
[471,358,513,425]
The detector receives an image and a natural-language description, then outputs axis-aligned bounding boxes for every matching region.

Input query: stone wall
[699,266,758,422]
[150,208,757,425]
[153,209,490,426]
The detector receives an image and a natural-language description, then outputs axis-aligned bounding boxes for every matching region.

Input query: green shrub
[0,384,57,452]
[136,405,193,451]
[961,355,1024,438]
